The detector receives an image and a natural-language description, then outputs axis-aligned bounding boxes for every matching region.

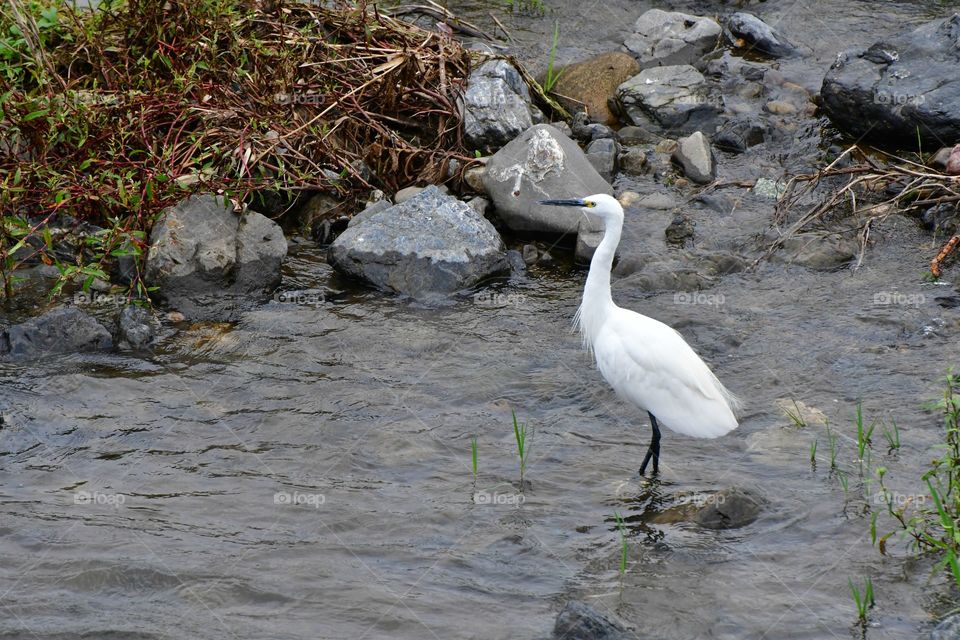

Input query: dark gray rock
[328,186,507,298]
[933,613,960,640]
[715,118,769,153]
[145,195,287,311]
[571,114,615,142]
[117,305,157,350]
[0,307,112,358]
[672,132,715,184]
[618,147,649,175]
[505,249,526,275]
[616,65,720,135]
[586,138,619,181]
[623,9,721,69]
[821,14,960,147]
[483,124,613,235]
[462,59,540,152]
[724,12,797,58]
[522,244,539,265]
[693,487,763,529]
[665,214,694,245]
[553,601,632,640]
[616,125,663,145]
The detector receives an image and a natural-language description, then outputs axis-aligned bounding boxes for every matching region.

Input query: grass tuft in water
[543,21,563,94]
[826,424,839,471]
[512,410,530,490]
[855,401,875,461]
[470,435,478,481]
[614,511,628,577]
[809,439,818,468]
[881,419,900,453]
[848,576,874,624]
[783,399,807,428]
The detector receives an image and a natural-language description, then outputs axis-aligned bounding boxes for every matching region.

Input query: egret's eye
[584,201,596,208]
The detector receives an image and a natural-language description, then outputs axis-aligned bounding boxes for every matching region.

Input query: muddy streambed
[2,0,960,638]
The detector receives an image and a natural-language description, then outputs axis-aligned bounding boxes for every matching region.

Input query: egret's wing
[594,309,739,438]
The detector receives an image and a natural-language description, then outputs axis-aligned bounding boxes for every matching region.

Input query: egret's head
[537,193,623,223]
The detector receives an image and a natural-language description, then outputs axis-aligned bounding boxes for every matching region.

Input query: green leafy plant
[809,439,818,468]
[872,371,960,589]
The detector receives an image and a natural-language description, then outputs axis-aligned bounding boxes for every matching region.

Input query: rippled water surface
[2,1,960,638]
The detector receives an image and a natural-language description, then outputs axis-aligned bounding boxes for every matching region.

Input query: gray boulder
[0,307,112,358]
[462,59,541,152]
[145,194,287,309]
[623,9,721,69]
[821,14,960,147]
[483,124,613,235]
[553,601,632,640]
[328,186,507,298]
[724,12,797,58]
[672,131,715,184]
[616,65,720,135]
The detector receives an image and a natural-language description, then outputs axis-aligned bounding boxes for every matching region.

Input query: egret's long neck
[576,215,621,348]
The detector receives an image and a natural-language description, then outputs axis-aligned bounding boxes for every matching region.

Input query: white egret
[539,194,740,475]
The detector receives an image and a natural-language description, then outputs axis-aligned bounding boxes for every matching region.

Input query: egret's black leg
[639,413,662,476]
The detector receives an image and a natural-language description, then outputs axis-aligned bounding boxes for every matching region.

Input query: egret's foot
[639,413,662,476]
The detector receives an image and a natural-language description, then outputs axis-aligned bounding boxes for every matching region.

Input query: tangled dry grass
[0,0,474,299]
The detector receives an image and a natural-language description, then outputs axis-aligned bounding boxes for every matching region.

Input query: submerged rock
[672,131,715,184]
[328,186,507,298]
[772,232,857,271]
[623,9,721,69]
[932,613,960,640]
[0,307,112,358]
[145,194,287,312]
[462,59,541,152]
[693,487,763,529]
[553,601,632,640]
[549,52,639,125]
[821,13,960,147]
[482,124,612,235]
[117,305,158,350]
[616,65,720,135]
[724,12,797,58]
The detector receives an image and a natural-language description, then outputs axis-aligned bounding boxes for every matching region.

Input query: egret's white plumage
[540,193,739,473]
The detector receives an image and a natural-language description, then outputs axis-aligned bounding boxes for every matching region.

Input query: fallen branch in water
[754,145,960,274]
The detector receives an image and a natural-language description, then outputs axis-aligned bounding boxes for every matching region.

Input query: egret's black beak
[538,199,586,207]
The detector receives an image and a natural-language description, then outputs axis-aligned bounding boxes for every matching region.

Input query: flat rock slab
[0,307,112,359]
[821,13,960,147]
[483,124,612,236]
[616,65,720,135]
[328,186,507,298]
[623,9,721,69]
